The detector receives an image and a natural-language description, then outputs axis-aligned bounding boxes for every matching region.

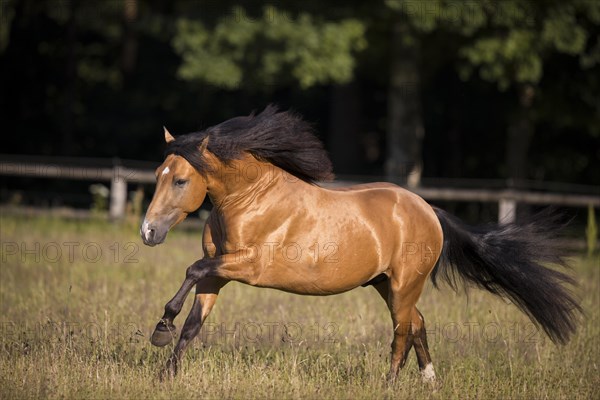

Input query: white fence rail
[1,157,598,223]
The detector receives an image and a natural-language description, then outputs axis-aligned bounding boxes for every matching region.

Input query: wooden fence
[1,157,598,223]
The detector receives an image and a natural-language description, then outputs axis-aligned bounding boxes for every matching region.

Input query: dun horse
[141,105,580,381]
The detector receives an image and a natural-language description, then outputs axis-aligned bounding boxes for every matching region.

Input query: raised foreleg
[157,277,228,377]
[151,251,259,347]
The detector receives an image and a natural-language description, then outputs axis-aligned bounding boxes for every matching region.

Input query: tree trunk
[506,84,535,188]
[329,82,361,175]
[386,22,424,187]
[506,84,536,220]
[121,0,138,75]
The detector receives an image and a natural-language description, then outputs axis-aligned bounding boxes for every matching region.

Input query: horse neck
[204,154,294,210]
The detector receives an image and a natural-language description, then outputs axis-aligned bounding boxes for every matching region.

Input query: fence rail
[1,157,598,223]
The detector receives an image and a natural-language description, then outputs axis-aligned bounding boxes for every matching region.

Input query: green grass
[0,214,598,399]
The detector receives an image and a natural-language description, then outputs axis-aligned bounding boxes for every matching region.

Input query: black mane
[165,105,334,183]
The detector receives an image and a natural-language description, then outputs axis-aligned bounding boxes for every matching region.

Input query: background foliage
[1,0,598,198]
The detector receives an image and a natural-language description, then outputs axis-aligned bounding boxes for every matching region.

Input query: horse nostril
[141,221,167,246]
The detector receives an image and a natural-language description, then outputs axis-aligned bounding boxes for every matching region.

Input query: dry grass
[0,214,598,399]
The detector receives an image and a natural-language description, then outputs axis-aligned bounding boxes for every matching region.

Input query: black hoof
[151,320,177,347]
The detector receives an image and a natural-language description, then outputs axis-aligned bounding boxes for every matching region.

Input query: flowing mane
[165,105,334,183]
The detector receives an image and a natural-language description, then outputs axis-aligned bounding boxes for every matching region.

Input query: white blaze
[162,166,170,175]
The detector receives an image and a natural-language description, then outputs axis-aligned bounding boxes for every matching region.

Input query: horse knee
[185,263,204,281]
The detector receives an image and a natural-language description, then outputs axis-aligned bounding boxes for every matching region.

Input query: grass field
[0,213,598,399]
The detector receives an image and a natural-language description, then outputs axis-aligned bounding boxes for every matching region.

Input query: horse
[140,105,581,381]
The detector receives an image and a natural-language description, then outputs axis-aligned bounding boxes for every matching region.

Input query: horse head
[140,128,208,246]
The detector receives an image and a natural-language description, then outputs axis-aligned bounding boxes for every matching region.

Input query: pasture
[0,214,597,399]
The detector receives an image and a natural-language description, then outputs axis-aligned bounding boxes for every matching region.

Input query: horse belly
[252,232,389,295]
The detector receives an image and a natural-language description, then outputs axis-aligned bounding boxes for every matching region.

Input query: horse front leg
[151,252,257,347]
[150,267,195,347]
[160,277,228,378]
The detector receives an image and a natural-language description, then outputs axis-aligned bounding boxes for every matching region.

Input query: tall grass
[0,214,597,399]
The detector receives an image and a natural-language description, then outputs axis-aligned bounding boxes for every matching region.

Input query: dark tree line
[1,0,599,191]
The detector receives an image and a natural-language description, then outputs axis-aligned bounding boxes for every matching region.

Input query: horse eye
[174,179,188,187]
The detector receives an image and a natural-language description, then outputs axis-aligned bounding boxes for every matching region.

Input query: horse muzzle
[140,219,169,246]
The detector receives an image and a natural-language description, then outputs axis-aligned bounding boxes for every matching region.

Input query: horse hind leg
[373,280,412,377]
[387,290,416,381]
[412,308,435,382]
[377,268,436,383]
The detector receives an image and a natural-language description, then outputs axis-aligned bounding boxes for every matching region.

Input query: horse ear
[199,136,209,153]
[164,126,175,143]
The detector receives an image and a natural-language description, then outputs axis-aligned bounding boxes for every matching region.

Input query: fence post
[498,195,517,224]
[110,164,127,219]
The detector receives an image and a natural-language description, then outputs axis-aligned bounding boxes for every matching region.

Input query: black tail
[431,207,582,344]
